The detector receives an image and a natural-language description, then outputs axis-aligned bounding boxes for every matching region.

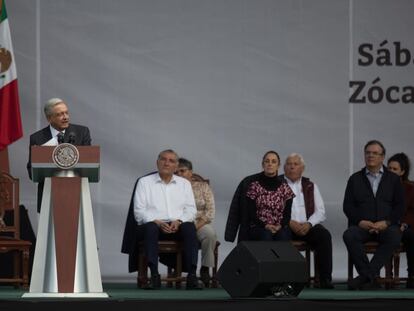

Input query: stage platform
[1,283,414,311]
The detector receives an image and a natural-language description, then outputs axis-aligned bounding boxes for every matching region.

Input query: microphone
[68,132,76,144]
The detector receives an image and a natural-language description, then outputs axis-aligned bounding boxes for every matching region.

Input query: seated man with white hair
[27,98,91,212]
[282,153,334,289]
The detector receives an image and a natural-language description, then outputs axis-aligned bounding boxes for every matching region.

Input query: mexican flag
[0,0,22,151]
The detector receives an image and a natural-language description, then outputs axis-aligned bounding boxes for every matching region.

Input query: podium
[23,145,108,298]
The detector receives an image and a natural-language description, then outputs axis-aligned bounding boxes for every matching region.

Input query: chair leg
[137,254,148,288]
[167,267,173,288]
[212,245,219,288]
[13,251,20,289]
[175,252,182,289]
[393,252,401,288]
[348,254,354,284]
[385,259,393,290]
[305,249,311,287]
[22,248,30,289]
[313,251,320,287]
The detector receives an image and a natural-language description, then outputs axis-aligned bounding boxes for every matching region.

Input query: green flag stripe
[1,1,8,23]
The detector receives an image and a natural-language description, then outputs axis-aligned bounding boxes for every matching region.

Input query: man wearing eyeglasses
[343,140,404,290]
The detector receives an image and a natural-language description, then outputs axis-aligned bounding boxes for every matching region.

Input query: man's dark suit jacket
[26,123,92,212]
[343,166,405,226]
[121,172,156,273]
[121,176,142,273]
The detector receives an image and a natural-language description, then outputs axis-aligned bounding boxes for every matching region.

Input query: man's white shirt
[284,176,326,226]
[134,173,197,225]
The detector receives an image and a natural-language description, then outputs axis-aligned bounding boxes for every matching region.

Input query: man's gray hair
[285,152,306,168]
[157,149,179,162]
[44,98,64,118]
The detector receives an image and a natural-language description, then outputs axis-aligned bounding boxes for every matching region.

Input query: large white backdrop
[7,0,414,281]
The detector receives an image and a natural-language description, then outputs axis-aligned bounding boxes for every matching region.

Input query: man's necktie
[57,132,64,144]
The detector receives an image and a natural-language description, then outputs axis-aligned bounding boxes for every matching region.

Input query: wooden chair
[210,241,220,288]
[347,241,403,289]
[164,241,221,288]
[137,240,183,288]
[291,240,319,287]
[0,172,32,289]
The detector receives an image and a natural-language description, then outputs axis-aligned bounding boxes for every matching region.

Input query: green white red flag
[0,0,22,150]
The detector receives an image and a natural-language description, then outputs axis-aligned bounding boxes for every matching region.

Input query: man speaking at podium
[26,98,91,212]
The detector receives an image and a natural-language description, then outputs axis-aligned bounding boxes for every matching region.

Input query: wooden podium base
[23,177,107,298]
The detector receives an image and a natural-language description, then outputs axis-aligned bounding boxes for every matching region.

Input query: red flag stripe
[0,79,23,150]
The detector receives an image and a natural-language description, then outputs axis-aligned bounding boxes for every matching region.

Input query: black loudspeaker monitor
[217,241,308,298]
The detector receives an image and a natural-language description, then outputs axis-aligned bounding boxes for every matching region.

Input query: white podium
[23,145,108,298]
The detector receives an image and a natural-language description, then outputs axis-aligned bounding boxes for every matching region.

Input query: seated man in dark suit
[132,149,201,290]
[343,140,404,290]
[26,98,91,212]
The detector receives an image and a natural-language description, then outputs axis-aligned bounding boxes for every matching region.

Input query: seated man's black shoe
[318,279,335,289]
[144,273,161,290]
[347,275,369,290]
[186,273,203,290]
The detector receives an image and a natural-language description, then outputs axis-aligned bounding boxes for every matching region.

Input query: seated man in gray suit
[343,140,404,290]
[27,98,91,212]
